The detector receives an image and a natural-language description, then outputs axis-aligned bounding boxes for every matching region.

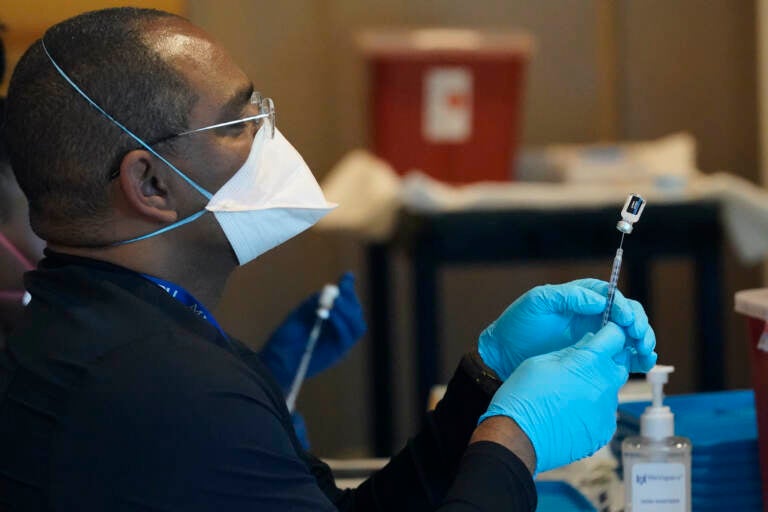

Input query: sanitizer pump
[622,365,692,512]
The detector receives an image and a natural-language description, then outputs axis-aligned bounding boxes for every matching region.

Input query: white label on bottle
[631,463,686,511]
[422,67,473,143]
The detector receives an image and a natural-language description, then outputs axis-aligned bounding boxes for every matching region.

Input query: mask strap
[113,209,207,246]
[0,232,35,271]
[40,40,213,202]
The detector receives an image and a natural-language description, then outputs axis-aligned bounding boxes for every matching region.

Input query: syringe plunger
[317,285,340,319]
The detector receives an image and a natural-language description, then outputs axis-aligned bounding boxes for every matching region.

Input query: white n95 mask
[205,124,336,265]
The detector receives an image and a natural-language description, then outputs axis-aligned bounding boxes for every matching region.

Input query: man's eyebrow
[217,83,255,121]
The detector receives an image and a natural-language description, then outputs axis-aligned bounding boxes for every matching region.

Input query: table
[366,201,724,456]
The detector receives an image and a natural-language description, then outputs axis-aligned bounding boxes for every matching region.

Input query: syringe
[602,194,646,327]
[286,284,340,413]
[601,243,624,328]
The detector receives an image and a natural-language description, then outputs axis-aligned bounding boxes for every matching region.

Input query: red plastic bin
[358,29,533,184]
[735,288,768,511]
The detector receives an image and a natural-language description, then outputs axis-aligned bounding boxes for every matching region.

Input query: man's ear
[117,149,178,223]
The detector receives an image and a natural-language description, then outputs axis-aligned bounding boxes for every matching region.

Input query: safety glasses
[149,91,275,146]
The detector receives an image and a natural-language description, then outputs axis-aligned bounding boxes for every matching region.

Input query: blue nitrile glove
[478,278,656,380]
[259,272,367,391]
[479,322,630,473]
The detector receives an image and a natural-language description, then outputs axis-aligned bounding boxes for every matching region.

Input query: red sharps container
[357,28,533,184]
[735,288,768,511]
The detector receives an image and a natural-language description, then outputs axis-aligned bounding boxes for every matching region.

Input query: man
[0,8,656,511]
[0,17,359,440]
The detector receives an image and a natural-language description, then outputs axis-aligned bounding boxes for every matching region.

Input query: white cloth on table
[317,149,768,265]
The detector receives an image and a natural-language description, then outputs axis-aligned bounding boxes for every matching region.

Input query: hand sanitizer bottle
[622,365,691,511]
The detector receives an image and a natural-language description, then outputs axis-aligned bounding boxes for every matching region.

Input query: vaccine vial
[617,193,646,234]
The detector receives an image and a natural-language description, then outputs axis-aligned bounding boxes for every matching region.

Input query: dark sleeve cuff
[440,441,537,512]
[458,349,503,396]
[344,354,505,509]
[394,354,505,500]
[429,352,502,463]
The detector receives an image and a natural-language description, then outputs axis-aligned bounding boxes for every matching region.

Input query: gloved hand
[259,272,367,391]
[479,322,630,473]
[478,278,656,379]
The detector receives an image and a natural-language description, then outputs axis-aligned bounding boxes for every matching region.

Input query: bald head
[5,8,200,246]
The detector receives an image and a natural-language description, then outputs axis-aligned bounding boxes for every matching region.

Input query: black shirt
[0,252,536,511]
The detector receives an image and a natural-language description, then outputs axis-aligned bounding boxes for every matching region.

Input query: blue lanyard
[142,274,229,342]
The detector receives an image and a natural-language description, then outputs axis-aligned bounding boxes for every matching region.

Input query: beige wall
[191,0,761,457]
[189,0,608,176]
[0,0,186,95]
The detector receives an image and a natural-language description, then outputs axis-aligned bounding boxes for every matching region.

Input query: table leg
[694,237,725,390]
[367,244,394,456]
[413,247,439,424]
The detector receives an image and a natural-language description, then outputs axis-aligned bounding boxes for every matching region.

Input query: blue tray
[692,496,763,511]
[617,390,757,447]
[535,481,595,511]
[691,461,761,483]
